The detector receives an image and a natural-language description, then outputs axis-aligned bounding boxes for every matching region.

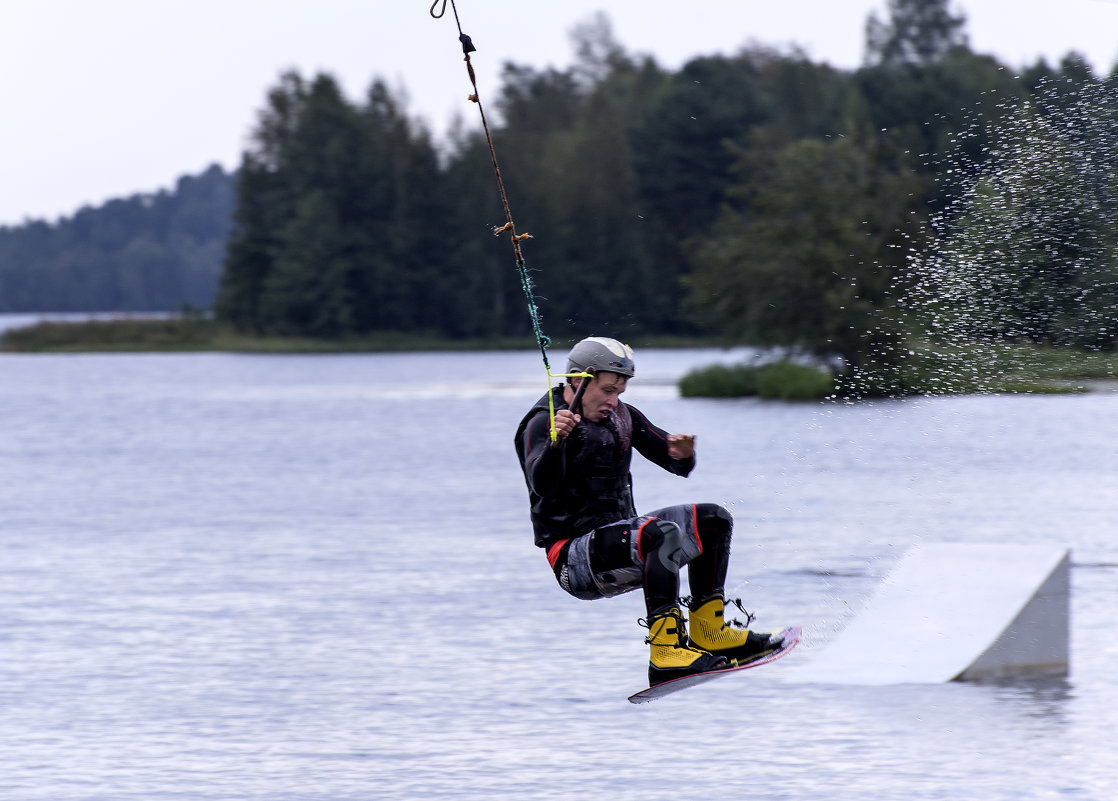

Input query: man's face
[578,372,628,422]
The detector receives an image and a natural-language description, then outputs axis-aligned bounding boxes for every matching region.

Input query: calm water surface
[0,347,1115,800]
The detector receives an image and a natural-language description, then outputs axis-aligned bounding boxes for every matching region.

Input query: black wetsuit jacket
[514,386,695,550]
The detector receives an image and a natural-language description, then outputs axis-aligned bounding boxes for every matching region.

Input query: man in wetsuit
[515,336,783,686]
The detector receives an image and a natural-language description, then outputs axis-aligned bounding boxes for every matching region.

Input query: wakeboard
[628,625,801,704]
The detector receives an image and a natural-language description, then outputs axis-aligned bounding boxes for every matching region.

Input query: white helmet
[566,336,635,377]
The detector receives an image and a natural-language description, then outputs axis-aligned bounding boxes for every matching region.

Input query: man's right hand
[552,409,581,439]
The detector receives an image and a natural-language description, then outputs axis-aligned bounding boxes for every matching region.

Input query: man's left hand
[667,433,695,460]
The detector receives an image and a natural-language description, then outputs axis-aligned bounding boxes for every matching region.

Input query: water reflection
[980,676,1073,724]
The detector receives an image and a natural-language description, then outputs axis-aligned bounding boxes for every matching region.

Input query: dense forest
[0,165,233,312]
[3,0,1117,371]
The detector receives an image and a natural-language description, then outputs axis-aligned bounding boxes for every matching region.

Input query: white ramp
[787,543,1070,685]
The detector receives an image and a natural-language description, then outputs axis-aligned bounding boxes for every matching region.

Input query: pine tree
[865,0,968,67]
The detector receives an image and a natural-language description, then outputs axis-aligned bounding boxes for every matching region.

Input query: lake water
[0,342,1115,800]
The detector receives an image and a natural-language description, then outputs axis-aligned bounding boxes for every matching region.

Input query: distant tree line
[0,165,233,312]
[4,0,1117,369]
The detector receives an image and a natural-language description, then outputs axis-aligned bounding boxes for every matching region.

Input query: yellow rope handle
[546,370,593,442]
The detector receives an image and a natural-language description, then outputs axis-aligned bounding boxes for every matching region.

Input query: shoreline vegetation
[3,317,1116,399]
[0,317,535,354]
[0,316,720,355]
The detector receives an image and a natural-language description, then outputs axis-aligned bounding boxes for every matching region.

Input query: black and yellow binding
[644,607,727,686]
[687,594,785,666]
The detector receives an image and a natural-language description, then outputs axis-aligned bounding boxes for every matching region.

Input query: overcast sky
[3,0,1118,226]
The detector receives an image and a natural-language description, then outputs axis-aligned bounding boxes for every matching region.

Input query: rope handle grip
[547,370,593,443]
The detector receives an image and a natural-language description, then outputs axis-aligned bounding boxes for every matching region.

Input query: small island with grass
[679,345,1118,401]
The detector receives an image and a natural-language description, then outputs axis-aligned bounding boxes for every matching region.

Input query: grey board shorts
[556,504,702,600]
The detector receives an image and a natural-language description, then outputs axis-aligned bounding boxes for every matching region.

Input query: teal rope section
[515,257,551,370]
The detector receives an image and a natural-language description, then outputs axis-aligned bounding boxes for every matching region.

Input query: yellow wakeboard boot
[645,606,727,686]
[688,594,784,666]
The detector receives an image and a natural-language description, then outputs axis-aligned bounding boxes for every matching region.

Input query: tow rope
[431,0,590,440]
